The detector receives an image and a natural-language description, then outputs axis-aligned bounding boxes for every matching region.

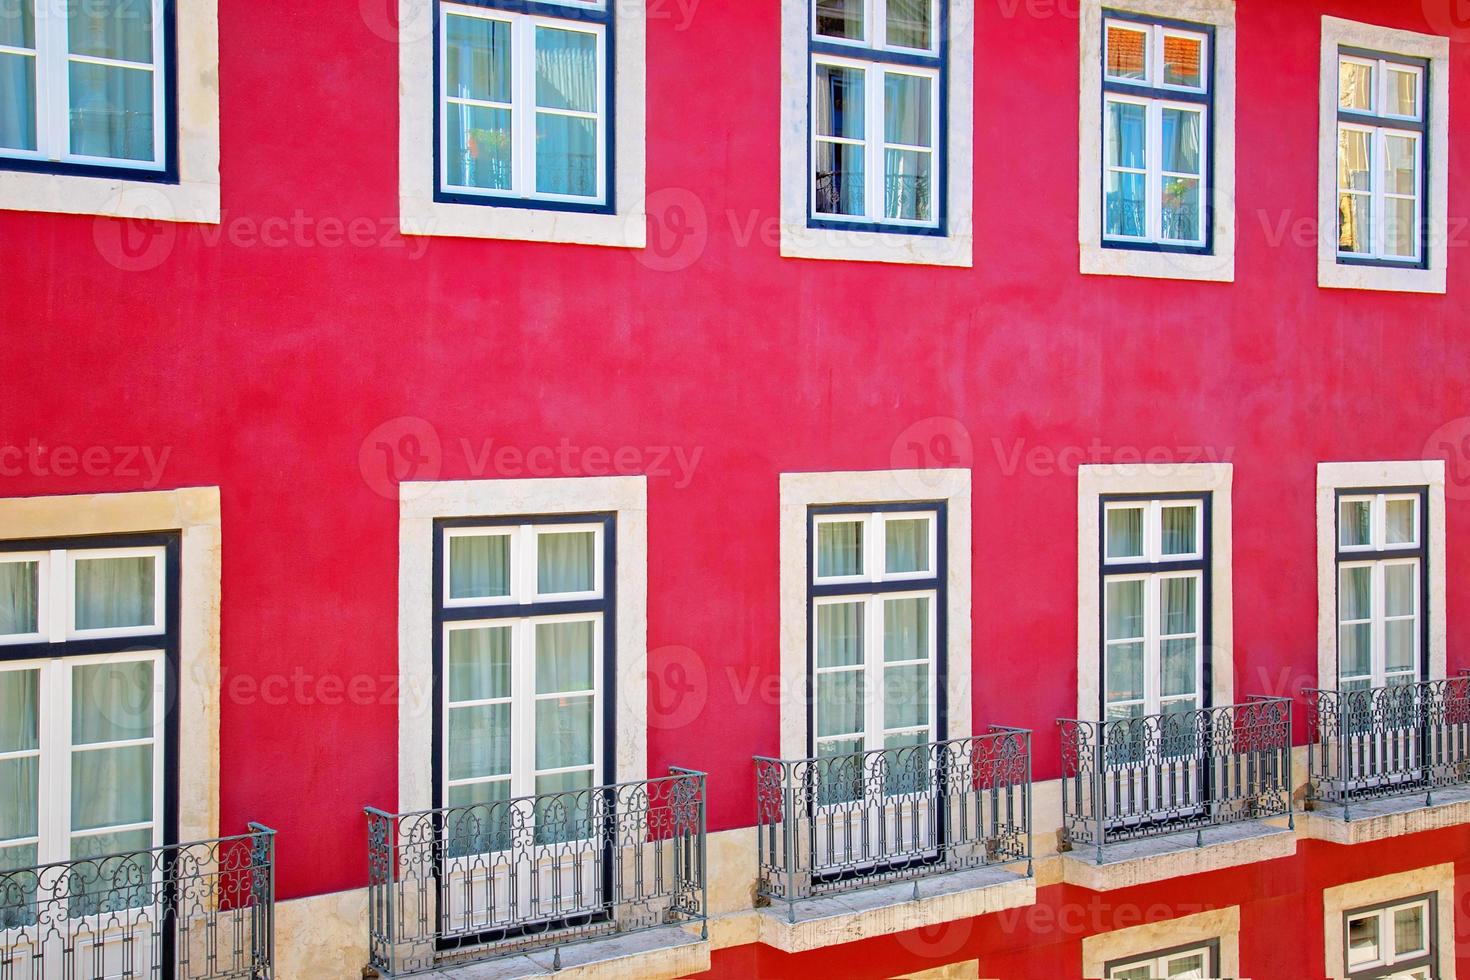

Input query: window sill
[1318,259,1447,295]
[1080,241,1234,282]
[1299,787,1470,846]
[401,194,646,248]
[0,171,220,223]
[1058,821,1296,891]
[419,925,709,980]
[780,221,973,267]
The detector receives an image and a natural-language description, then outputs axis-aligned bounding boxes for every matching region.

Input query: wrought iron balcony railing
[753,728,1033,923]
[1305,679,1470,818]
[0,824,277,979]
[363,769,708,977]
[1059,699,1293,863]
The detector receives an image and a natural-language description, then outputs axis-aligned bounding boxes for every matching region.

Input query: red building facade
[2,0,1469,977]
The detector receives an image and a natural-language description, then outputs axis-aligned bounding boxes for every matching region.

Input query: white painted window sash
[1336,55,1425,263]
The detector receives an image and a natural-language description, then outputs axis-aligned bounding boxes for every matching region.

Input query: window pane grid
[1336,53,1426,263]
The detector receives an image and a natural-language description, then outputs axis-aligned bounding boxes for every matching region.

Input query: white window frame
[1345,896,1434,979]
[1105,940,1217,978]
[811,0,940,55]
[66,546,167,640]
[1,0,168,173]
[811,510,938,585]
[437,2,608,207]
[442,522,605,608]
[1335,54,1426,265]
[1335,492,1424,691]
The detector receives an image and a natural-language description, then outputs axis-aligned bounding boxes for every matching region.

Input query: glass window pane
[1110,967,1151,980]
[882,729,930,796]
[0,757,37,842]
[75,555,154,631]
[815,0,863,40]
[884,518,930,574]
[447,626,511,702]
[0,669,37,753]
[817,520,864,577]
[1106,25,1147,80]
[884,148,931,221]
[816,141,866,216]
[1340,59,1373,111]
[1338,128,1372,191]
[448,534,510,599]
[1338,193,1372,254]
[1162,109,1201,175]
[815,63,865,140]
[67,828,152,919]
[0,53,36,151]
[817,602,864,668]
[0,561,38,636]
[535,620,594,693]
[1385,564,1415,617]
[885,0,931,49]
[535,695,593,770]
[535,27,596,113]
[538,530,596,594]
[71,744,152,831]
[445,103,512,191]
[447,703,511,780]
[1386,619,1416,672]
[1347,914,1380,967]
[533,769,594,845]
[68,61,153,161]
[884,73,931,147]
[1106,172,1146,237]
[1339,499,1372,548]
[1161,637,1197,698]
[1107,101,1146,169]
[0,0,34,48]
[1160,577,1197,635]
[1339,566,1372,621]
[883,662,929,730]
[883,596,929,662]
[1386,135,1418,195]
[1106,580,1144,640]
[1340,623,1371,679]
[1166,952,1207,978]
[444,14,510,103]
[1161,177,1201,242]
[1161,505,1198,555]
[72,661,153,745]
[68,0,152,63]
[535,112,597,197]
[1386,196,1418,258]
[444,780,510,856]
[1389,68,1419,117]
[1162,33,1202,87]
[1394,905,1426,955]
[1386,499,1417,545]
[1106,642,1145,705]
[816,671,864,738]
[1106,507,1144,560]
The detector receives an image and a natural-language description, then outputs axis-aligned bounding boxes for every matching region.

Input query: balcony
[1303,680,1470,842]
[0,824,277,979]
[1058,699,1295,886]
[752,729,1035,951]
[363,769,709,979]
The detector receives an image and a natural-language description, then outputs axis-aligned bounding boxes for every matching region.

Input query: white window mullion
[864,596,882,753]
[1143,575,1160,715]
[52,660,74,864]
[866,65,882,221]
[515,21,534,200]
[513,619,535,798]
[1147,102,1162,242]
[47,549,66,641]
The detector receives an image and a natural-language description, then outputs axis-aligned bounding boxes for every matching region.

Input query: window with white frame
[436,516,612,836]
[1101,13,1212,249]
[0,0,171,177]
[809,506,942,763]
[1345,895,1435,980]
[809,0,943,230]
[1336,50,1427,266]
[1101,497,1207,722]
[0,537,174,895]
[436,0,609,209]
[1106,940,1218,979]
[1336,490,1427,692]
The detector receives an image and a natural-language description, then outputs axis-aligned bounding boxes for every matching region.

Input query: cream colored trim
[0,488,221,844]
[1077,464,1234,720]
[0,1,221,223]
[1317,18,1450,294]
[1081,905,1240,979]
[778,0,974,267]
[897,963,980,980]
[274,888,370,980]
[1078,0,1236,282]
[397,0,646,247]
[1315,461,1447,688]
[397,477,647,814]
[778,469,972,760]
[1322,864,1456,980]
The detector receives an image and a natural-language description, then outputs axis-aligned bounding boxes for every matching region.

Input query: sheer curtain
[534,27,597,197]
[74,556,153,630]
[533,620,595,842]
[0,52,35,152]
[67,0,155,162]
[449,535,510,600]
[884,519,928,574]
[0,561,38,636]
[537,532,594,594]
[0,669,39,871]
[817,521,863,578]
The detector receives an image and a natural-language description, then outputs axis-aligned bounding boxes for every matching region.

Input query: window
[0,0,173,179]
[1100,497,1207,722]
[1345,895,1435,979]
[1335,490,1427,691]
[1101,13,1212,250]
[0,536,176,890]
[436,0,610,211]
[1336,50,1427,266]
[1106,940,1219,979]
[808,0,943,231]
[808,506,943,760]
[434,516,613,822]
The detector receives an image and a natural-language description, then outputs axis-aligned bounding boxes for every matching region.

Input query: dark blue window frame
[1331,486,1431,685]
[806,0,949,238]
[432,0,616,215]
[1099,8,1216,257]
[0,0,179,184]
[1334,46,1431,272]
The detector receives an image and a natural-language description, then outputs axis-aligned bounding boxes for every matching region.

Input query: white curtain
[534,621,594,771]
[0,670,38,859]
[817,521,863,578]
[1106,508,1143,559]
[449,535,509,600]
[883,596,928,661]
[537,532,594,594]
[0,561,37,636]
[74,556,153,631]
[884,520,928,574]
[0,52,34,152]
[66,0,155,162]
[534,27,597,197]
